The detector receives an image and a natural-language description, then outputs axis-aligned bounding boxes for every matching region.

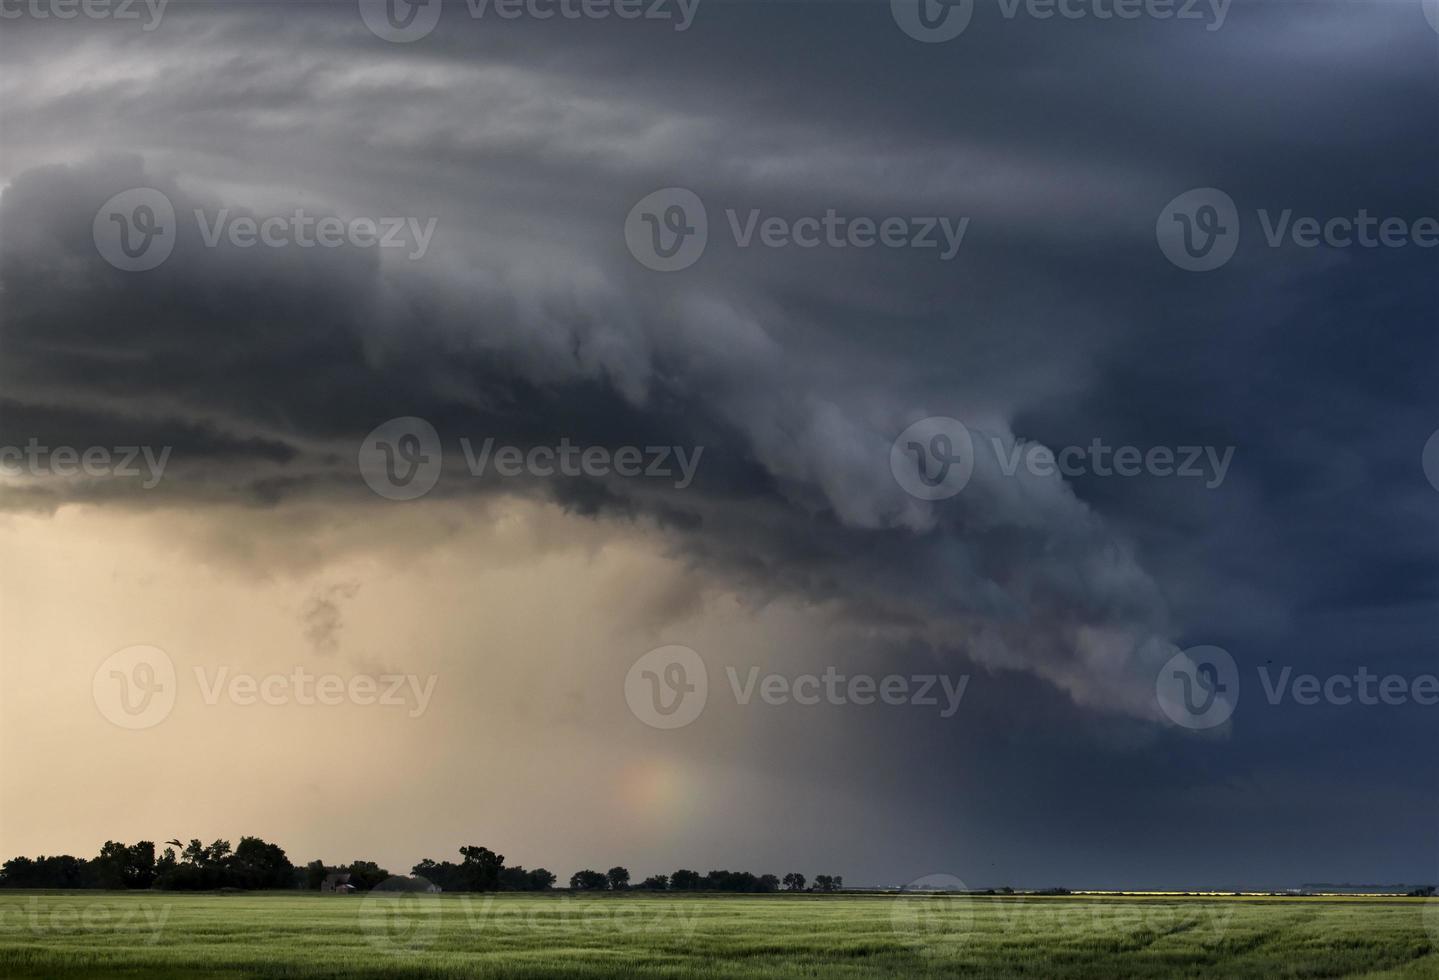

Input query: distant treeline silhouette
[0,839,843,894]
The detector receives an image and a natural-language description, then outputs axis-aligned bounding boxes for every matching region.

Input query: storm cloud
[1,0,1436,886]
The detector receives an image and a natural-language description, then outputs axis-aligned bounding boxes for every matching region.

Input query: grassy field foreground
[1,890,1438,979]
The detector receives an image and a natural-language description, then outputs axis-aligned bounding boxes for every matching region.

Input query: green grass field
[2,890,1438,979]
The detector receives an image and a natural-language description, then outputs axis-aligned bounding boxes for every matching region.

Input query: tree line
[0,839,843,894]
[567,869,842,893]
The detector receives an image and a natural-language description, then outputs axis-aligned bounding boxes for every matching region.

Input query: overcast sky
[1,0,1436,889]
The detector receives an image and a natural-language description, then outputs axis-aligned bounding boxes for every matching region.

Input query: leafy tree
[345,860,390,891]
[230,837,293,889]
[459,845,505,891]
[569,869,608,891]
[0,855,94,889]
[411,858,462,892]
[147,836,292,891]
[815,875,834,892]
[155,847,177,880]
[305,860,328,890]
[0,837,803,897]
[412,848,542,892]
[704,870,758,892]
[498,865,531,891]
[670,869,702,890]
[95,841,156,889]
[156,839,235,890]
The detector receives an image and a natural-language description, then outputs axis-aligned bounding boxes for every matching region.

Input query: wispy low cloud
[301,581,362,657]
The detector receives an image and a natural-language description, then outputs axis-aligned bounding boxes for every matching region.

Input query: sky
[0,0,1436,890]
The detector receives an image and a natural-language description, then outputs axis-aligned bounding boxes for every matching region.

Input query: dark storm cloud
[1,0,1437,883]
[0,145,1181,716]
